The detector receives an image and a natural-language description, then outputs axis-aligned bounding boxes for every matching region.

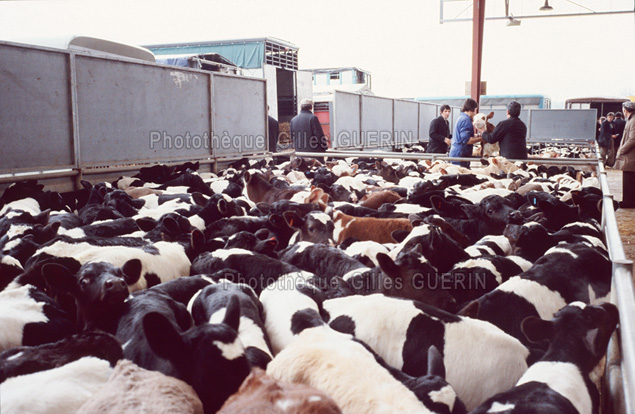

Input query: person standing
[268,106,280,153]
[427,104,452,154]
[449,98,482,168]
[290,99,328,153]
[478,101,528,160]
[614,102,635,208]
[614,111,627,149]
[599,112,617,166]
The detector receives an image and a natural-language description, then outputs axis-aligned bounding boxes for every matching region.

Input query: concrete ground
[606,169,635,270]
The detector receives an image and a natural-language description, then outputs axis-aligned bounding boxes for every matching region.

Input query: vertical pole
[471,0,486,107]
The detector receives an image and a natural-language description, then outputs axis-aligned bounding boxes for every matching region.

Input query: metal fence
[0,40,267,187]
[328,91,597,150]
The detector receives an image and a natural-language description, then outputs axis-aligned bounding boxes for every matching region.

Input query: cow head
[376,246,456,312]
[42,259,142,330]
[521,302,618,373]
[283,211,335,245]
[143,295,250,413]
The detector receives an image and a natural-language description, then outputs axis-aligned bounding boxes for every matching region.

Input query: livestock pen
[1,38,634,413]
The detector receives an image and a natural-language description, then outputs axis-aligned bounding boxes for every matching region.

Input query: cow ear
[191,192,208,207]
[268,213,285,229]
[460,203,479,219]
[136,217,157,232]
[143,312,187,361]
[254,228,270,240]
[131,198,145,209]
[41,263,77,293]
[217,199,228,215]
[243,171,251,183]
[162,217,180,236]
[430,195,448,215]
[487,112,494,119]
[42,222,60,239]
[480,158,489,166]
[427,345,445,379]
[583,328,602,357]
[376,253,400,279]
[408,214,423,227]
[283,211,304,231]
[391,229,410,243]
[255,202,271,215]
[521,316,554,344]
[190,229,206,252]
[81,180,93,190]
[457,300,479,318]
[222,295,241,332]
[122,259,142,286]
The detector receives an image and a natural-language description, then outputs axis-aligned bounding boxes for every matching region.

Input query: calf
[430,194,523,245]
[323,294,529,411]
[123,292,251,413]
[191,248,302,294]
[284,210,335,245]
[267,312,436,414]
[329,208,412,245]
[0,283,75,351]
[190,281,273,369]
[244,171,302,204]
[77,359,204,414]
[0,330,122,383]
[41,259,142,331]
[218,368,342,414]
[471,302,619,414]
[459,243,612,359]
[0,356,114,414]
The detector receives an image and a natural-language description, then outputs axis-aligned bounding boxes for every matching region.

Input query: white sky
[0,0,634,108]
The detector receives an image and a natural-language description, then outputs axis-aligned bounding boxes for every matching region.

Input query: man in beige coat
[614,101,635,208]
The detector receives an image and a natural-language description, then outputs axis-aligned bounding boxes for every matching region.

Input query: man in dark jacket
[614,111,627,148]
[268,111,279,153]
[479,101,528,160]
[427,104,452,153]
[290,99,328,153]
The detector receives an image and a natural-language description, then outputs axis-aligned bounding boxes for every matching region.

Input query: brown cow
[77,360,204,414]
[218,367,342,414]
[329,207,413,245]
[359,190,402,210]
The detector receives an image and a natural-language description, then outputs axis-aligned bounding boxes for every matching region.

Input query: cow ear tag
[289,219,294,226]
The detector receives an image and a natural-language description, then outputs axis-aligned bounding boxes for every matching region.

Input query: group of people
[597,111,627,167]
[427,98,528,167]
[427,98,635,208]
[273,96,635,207]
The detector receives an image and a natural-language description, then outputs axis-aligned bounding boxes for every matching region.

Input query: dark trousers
[623,171,635,207]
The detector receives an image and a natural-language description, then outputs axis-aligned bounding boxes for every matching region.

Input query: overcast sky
[1,0,634,108]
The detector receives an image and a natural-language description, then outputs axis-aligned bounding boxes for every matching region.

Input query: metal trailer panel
[361,95,393,149]
[75,55,212,166]
[528,109,597,142]
[0,43,74,173]
[212,74,267,157]
[393,99,419,146]
[419,103,441,144]
[332,91,361,149]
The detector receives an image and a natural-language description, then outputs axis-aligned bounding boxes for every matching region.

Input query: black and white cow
[189,281,273,368]
[323,293,529,411]
[471,302,619,414]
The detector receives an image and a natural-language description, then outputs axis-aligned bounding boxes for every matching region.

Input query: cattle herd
[0,153,621,414]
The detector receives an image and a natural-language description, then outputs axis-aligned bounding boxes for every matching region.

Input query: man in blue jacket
[478,101,528,160]
[290,99,328,153]
[449,98,482,168]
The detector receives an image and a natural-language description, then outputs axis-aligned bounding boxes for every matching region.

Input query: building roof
[144,37,298,51]
[307,67,371,74]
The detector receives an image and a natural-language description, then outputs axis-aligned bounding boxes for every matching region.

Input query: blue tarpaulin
[150,42,264,69]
